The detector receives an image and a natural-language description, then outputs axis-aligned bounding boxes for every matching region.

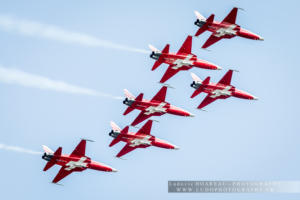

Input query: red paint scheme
[109,120,179,158]
[194,7,263,48]
[123,86,194,126]
[42,139,117,183]
[150,35,221,83]
[190,70,258,109]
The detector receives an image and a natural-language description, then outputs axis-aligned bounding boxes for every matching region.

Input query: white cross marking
[214,25,237,37]
[210,86,232,98]
[65,157,88,171]
[129,135,152,147]
[144,102,167,115]
[172,55,194,69]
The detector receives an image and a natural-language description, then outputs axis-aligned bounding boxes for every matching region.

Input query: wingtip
[81,138,95,142]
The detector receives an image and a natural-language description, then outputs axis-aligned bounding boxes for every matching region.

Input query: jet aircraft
[190,70,258,109]
[149,35,221,83]
[194,7,264,48]
[42,139,117,183]
[123,86,194,126]
[109,120,179,158]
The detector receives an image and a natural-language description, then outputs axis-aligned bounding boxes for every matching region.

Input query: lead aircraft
[190,70,258,109]
[123,86,194,126]
[42,139,117,184]
[109,120,179,158]
[149,35,221,83]
[194,7,264,48]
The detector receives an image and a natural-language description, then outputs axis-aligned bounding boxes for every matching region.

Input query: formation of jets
[42,7,263,184]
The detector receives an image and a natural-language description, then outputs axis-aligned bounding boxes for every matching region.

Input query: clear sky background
[0,0,299,199]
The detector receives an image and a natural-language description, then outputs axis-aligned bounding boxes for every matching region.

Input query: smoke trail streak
[0,143,42,155]
[0,15,149,54]
[0,66,123,100]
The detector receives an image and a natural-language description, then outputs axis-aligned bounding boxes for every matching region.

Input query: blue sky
[0,0,299,199]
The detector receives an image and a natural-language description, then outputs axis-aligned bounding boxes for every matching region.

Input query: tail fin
[109,126,129,147]
[124,89,135,100]
[190,75,210,98]
[43,147,61,171]
[148,44,160,53]
[194,11,206,21]
[123,93,144,115]
[42,145,54,154]
[191,72,202,83]
[195,14,214,36]
[152,44,169,71]
[110,121,121,132]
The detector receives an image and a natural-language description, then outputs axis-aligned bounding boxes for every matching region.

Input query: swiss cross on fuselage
[210,85,232,98]
[129,135,152,147]
[144,102,167,115]
[209,23,239,37]
[65,157,89,171]
[165,54,195,69]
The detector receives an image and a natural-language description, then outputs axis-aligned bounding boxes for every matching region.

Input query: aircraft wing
[70,140,86,157]
[197,95,219,109]
[52,166,74,183]
[202,34,224,49]
[116,144,137,158]
[151,86,167,102]
[131,111,152,126]
[137,120,153,135]
[159,65,182,83]
[177,35,192,54]
[218,70,233,85]
[222,7,238,24]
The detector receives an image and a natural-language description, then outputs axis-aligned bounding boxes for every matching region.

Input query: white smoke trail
[0,66,123,100]
[0,15,149,54]
[0,143,42,155]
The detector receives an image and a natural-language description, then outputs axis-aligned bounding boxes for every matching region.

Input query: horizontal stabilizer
[43,147,61,171]
[195,14,214,37]
[123,93,144,115]
[152,44,169,71]
[43,160,56,171]
[191,88,202,98]
[109,126,129,147]
[123,106,135,115]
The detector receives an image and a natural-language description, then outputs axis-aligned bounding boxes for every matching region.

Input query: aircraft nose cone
[258,37,264,41]
[189,113,195,117]
[216,65,222,70]
[253,96,259,100]
[173,145,180,150]
[111,168,118,172]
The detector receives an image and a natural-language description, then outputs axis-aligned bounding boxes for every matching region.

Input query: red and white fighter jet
[194,7,264,48]
[149,35,221,83]
[42,139,117,184]
[109,120,179,158]
[123,86,194,126]
[190,70,258,109]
